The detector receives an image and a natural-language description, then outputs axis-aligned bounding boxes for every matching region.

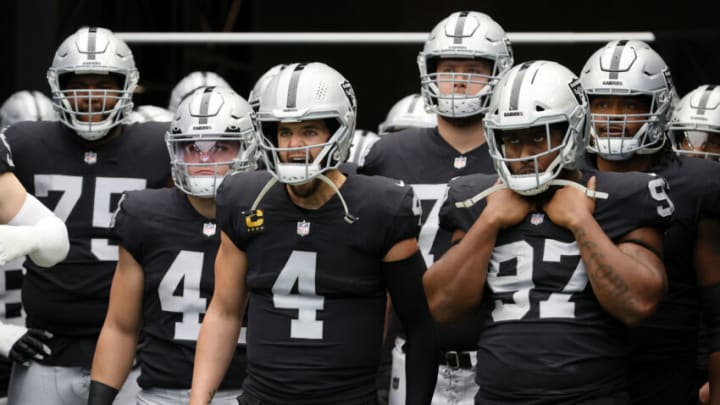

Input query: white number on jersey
[488,239,588,322]
[159,251,207,341]
[158,250,246,343]
[411,184,448,265]
[648,177,674,218]
[34,175,147,261]
[272,250,325,340]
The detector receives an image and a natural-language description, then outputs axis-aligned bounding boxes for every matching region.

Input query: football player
[87,86,256,405]
[190,62,437,405]
[0,90,57,129]
[359,11,513,404]
[0,133,69,403]
[668,84,720,161]
[377,93,437,135]
[3,27,171,404]
[579,40,720,405]
[168,71,231,113]
[0,88,65,404]
[425,60,670,403]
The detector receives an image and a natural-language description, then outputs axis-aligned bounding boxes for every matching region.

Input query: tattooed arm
[544,176,666,326]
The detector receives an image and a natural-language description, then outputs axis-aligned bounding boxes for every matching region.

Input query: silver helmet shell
[166,86,258,197]
[256,62,356,185]
[418,11,513,118]
[484,61,589,196]
[580,40,674,160]
[47,27,138,141]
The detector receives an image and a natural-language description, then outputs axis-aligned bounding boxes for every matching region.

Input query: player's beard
[289,178,322,198]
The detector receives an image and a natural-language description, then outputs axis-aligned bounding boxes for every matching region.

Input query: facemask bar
[257,117,349,185]
[487,122,576,195]
[670,129,720,160]
[420,59,503,117]
[166,131,256,198]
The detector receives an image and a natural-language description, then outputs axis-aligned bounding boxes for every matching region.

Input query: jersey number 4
[272,250,325,340]
[489,239,588,322]
[159,250,246,343]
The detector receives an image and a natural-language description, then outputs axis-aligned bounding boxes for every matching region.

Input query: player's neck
[437,115,486,154]
[286,169,346,211]
[186,194,217,220]
[595,154,654,173]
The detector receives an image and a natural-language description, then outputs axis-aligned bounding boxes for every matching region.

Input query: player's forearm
[571,217,664,326]
[190,305,242,405]
[90,324,138,390]
[423,214,498,323]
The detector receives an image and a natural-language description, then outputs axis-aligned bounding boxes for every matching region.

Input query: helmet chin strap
[455,179,609,209]
[250,173,358,224]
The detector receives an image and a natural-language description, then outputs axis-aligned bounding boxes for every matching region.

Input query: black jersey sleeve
[593,171,674,240]
[385,185,422,248]
[215,171,271,252]
[110,190,147,259]
[439,173,498,233]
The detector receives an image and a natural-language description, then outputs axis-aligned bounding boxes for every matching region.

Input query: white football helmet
[669,84,720,160]
[0,91,57,128]
[580,40,674,160]
[248,64,287,112]
[256,62,356,185]
[47,27,139,141]
[418,11,513,118]
[168,71,231,112]
[377,93,437,134]
[347,129,380,165]
[125,105,174,124]
[484,61,589,196]
[166,86,258,198]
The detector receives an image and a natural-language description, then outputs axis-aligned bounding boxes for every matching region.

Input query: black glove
[0,324,52,365]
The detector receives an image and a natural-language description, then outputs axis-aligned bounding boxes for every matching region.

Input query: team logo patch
[530,213,544,226]
[453,156,467,169]
[203,222,216,237]
[244,209,265,233]
[296,220,310,237]
[84,151,97,165]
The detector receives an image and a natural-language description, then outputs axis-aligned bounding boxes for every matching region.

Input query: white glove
[0,323,52,365]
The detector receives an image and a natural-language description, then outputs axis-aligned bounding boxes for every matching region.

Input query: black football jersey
[112,187,246,390]
[216,170,420,405]
[627,157,720,364]
[441,170,672,403]
[360,127,495,350]
[580,156,720,365]
[4,121,170,343]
